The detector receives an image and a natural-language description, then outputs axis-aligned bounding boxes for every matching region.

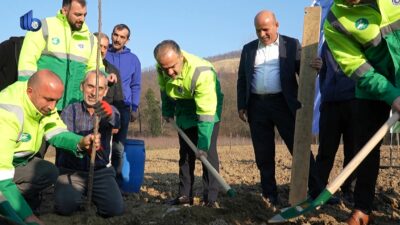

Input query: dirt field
[37,144,399,225]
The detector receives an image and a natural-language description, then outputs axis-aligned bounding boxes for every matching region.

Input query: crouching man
[54,71,124,217]
[0,69,101,225]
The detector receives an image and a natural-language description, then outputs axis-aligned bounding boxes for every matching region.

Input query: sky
[1,0,315,69]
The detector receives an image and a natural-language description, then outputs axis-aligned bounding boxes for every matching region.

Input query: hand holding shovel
[171,121,236,197]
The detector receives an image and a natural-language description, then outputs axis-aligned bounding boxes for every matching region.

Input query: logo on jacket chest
[77,43,85,50]
[19,133,32,142]
[355,18,369,30]
[393,0,400,6]
[176,86,183,94]
[52,37,60,45]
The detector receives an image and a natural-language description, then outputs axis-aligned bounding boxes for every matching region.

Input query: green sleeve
[18,25,46,79]
[197,121,214,151]
[48,132,85,158]
[324,19,400,105]
[157,68,175,117]
[358,68,400,105]
[160,91,175,117]
[0,179,33,220]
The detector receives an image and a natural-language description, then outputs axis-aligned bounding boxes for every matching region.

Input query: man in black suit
[237,10,325,206]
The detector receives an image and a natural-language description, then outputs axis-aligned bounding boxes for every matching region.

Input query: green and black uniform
[18,10,104,110]
[0,82,85,220]
[157,50,223,202]
[324,0,400,214]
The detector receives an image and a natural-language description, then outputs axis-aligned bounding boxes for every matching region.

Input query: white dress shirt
[251,35,281,94]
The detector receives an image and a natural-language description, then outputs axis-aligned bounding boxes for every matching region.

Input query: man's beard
[69,21,83,31]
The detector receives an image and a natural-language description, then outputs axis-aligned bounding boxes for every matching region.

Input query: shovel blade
[268,189,333,223]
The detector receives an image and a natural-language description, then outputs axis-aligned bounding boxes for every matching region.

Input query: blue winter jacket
[106,46,141,111]
[319,42,355,103]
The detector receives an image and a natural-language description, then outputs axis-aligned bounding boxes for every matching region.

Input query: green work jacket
[157,51,223,151]
[18,10,104,110]
[324,0,400,105]
[0,82,83,220]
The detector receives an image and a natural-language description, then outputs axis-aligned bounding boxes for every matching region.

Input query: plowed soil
[38,144,399,225]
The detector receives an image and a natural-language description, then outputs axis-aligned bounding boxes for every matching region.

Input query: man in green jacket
[0,69,100,225]
[18,0,116,158]
[18,0,115,110]
[324,0,400,224]
[154,40,223,208]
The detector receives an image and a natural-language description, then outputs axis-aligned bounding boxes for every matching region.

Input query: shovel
[171,121,236,197]
[269,111,399,223]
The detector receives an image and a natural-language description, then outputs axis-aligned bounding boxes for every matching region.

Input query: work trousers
[14,157,58,210]
[54,167,124,217]
[316,100,357,192]
[353,99,390,214]
[112,105,131,186]
[178,122,220,202]
[247,94,323,198]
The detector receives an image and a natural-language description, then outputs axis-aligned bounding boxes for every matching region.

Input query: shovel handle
[327,111,399,193]
[171,122,236,197]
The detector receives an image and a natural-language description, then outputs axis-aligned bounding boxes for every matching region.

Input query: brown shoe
[346,210,371,225]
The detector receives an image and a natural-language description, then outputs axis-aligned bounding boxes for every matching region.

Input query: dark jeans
[353,99,390,214]
[14,157,58,210]
[178,123,220,202]
[54,167,124,217]
[247,94,323,198]
[316,100,357,192]
[112,105,131,186]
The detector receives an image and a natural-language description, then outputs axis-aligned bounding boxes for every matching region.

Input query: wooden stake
[87,0,102,211]
[289,6,321,205]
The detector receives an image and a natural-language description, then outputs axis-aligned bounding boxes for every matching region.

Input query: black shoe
[342,190,354,204]
[262,194,279,206]
[166,196,193,206]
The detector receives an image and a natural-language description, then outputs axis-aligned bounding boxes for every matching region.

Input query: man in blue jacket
[106,24,142,186]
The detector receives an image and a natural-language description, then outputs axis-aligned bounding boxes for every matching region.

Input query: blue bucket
[121,139,145,193]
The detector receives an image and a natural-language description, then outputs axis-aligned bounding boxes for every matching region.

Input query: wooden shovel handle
[171,121,235,196]
[327,112,399,193]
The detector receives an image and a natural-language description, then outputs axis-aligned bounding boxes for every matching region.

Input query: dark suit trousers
[316,100,357,192]
[353,99,389,214]
[177,123,220,202]
[248,94,323,198]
